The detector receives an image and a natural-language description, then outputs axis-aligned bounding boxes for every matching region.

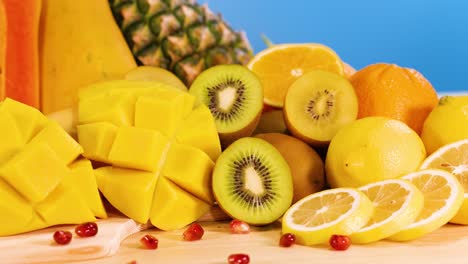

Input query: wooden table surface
[71,222,468,264]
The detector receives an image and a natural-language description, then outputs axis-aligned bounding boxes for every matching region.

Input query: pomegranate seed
[127,261,137,264]
[228,253,250,264]
[140,234,158,249]
[279,233,296,247]
[75,222,98,237]
[53,230,72,245]
[183,223,204,241]
[230,219,250,234]
[329,234,351,251]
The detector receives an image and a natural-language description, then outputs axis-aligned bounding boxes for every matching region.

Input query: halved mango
[78,93,135,127]
[78,80,220,230]
[0,98,106,236]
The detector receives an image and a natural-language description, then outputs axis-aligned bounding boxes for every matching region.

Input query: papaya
[0,0,41,109]
[39,0,137,114]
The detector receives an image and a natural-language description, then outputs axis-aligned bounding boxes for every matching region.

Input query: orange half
[247,43,344,107]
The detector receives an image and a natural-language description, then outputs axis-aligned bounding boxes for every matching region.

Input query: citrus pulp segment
[247,43,344,107]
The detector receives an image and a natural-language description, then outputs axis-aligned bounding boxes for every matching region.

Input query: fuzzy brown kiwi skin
[219,111,262,149]
[254,133,325,203]
[283,106,330,147]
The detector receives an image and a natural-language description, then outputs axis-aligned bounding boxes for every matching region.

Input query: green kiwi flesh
[189,65,263,148]
[212,137,293,225]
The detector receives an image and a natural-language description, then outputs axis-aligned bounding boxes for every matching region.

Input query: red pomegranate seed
[329,234,351,251]
[140,234,158,249]
[127,261,137,264]
[75,222,98,237]
[53,230,72,245]
[229,219,250,234]
[279,233,296,247]
[228,253,250,264]
[183,223,204,241]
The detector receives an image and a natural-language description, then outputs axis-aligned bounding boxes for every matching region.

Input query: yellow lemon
[419,139,468,224]
[325,117,426,188]
[350,179,424,244]
[421,95,468,154]
[282,188,373,246]
[389,169,464,241]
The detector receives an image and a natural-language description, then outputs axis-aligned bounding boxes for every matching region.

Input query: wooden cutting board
[77,222,468,264]
[0,207,229,264]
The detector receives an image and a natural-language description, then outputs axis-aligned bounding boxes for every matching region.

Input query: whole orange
[349,63,438,134]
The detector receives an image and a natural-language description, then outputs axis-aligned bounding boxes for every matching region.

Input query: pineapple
[109,0,253,85]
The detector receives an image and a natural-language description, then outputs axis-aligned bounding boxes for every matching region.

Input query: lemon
[350,179,424,244]
[421,95,468,154]
[388,169,464,241]
[282,188,373,246]
[419,139,468,224]
[325,117,426,188]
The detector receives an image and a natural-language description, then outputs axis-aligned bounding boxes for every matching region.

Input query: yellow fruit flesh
[69,159,107,219]
[28,121,83,165]
[284,70,358,146]
[282,188,373,246]
[125,66,187,92]
[247,44,344,107]
[419,139,468,224]
[1,98,48,143]
[351,180,424,244]
[108,126,169,172]
[0,98,105,236]
[389,170,464,241]
[78,81,220,229]
[150,177,210,231]
[40,0,137,114]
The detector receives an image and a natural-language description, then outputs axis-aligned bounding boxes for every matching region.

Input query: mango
[78,80,221,230]
[0,98,105,236]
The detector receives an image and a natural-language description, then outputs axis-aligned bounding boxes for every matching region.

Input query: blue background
[203,0,468,93]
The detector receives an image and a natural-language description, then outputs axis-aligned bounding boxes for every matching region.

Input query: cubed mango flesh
[78,80,221,230]
[0,98,106,236]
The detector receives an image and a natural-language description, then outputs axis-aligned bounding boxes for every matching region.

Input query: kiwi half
[284,70,358,146]
[189,65,263,148]
[212,137,293,225]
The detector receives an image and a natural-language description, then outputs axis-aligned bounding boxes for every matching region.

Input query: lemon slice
[282,188,373,246]
[350,179,424,244]
[419,139,468,224]
[388,169,464,241]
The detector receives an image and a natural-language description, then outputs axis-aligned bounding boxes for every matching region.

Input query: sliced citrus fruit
[282,188,373,246]
[388,169,464,241]
[350,179,424,244]
[247,43,344,108]
[419,139,468,224]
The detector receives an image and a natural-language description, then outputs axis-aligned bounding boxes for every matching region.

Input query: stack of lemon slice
[283,143,467,246]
